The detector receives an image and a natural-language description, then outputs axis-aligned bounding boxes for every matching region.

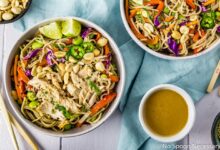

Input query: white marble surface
[0,23,219,150]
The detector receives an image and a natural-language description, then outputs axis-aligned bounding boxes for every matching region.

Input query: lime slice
[39,22,62,40]
[62,19,81,37]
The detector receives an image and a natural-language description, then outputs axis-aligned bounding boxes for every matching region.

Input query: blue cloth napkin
[14,0,220,149]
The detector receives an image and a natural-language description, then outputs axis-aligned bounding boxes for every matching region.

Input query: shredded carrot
[63,47,69,52]
[125,0,149,39]
[109,75,120,82]
[144,0,160,5]
[186,20,198,27]
[17,67,29,84]
[203,0,215,6]
[104,44,110,56]
[15,65,26,104]
[145,36,159,45]
[186,0,196,9]
[125,0,129,21]
[178,44,183,50]
[156,1,164,15]
[193,31,200,42]
[189,29,195,34]
[129,8,140,18]
[164,16,174,22]
[17,80,25,98]
[64,38,73,45]
[95,32,101,41]
[38,57,48,66]
[194,47,200,54]
[128,18,146,39]
[201,29,206,37]
[144,0,164,20]
[193,30,206,43]
[14,55,21,101]
[90,93,117,116]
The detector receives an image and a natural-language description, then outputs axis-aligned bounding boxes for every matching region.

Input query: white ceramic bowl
[139,84,195,143]
[120,0,220,60]
[3,17,126,137]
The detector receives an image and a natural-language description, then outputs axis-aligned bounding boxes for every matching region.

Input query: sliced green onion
[29,101,39,108]
[27,91,36,101]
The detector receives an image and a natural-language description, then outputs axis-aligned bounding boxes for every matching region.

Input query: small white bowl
[139,84,195,143]
[3,17,126,137]
[120,0,220,60]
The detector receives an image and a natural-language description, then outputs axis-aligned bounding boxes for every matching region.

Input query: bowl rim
[211,112,220,149]
[3,16,126,137]
[0,0,32,24]
[120,0,220,60]
[138,84,196,143]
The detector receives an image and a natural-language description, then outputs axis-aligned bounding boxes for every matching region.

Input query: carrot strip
[17,67,29,84]
[90,93,117,116]
[186,20,198,27]
[145,36,159,45]
[129,8,140,18]
[203,0,215,6]
[14,55,21,100]
[17,81,25,98]
[125,0,145,39]
[125,0,129,21]
[178,44,183,50]
[104,44,110,56]
[193,31,199,42]
[144,0,160,5]
[194,47,200,54]
[144,0,164,20]
[128,18,146,39]
[156,1,164,14]
[95,32,101,41]
[164,16,174,22]
[189,29,195,34]
[186,0,196,9]
[201,30,206,37]
[38,57,48,66]
[64,38,73,45]
[63,47,69,52]
[109,75,120,82]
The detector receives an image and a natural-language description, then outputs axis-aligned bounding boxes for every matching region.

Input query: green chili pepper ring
[82,42,95,52]
[201,16,215,29]
[70,46,85,59]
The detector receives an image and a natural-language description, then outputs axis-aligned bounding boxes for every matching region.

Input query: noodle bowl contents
[11,19,119,131]
[125,0,220,56]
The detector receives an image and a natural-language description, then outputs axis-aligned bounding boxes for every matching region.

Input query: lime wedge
[39,22,62,40]
[62,19,81,37]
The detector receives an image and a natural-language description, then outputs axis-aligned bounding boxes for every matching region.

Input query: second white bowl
[139,84,195,143]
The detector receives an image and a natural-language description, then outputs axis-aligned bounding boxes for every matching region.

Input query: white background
[0,24,219,150]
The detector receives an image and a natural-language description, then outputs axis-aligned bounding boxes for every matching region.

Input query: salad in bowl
[121,0,220,59]
[4,18,125,136]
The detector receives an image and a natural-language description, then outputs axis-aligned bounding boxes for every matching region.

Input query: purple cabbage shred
[168,37,179,56]
[82,27,92,39]
[23,48,42,60]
